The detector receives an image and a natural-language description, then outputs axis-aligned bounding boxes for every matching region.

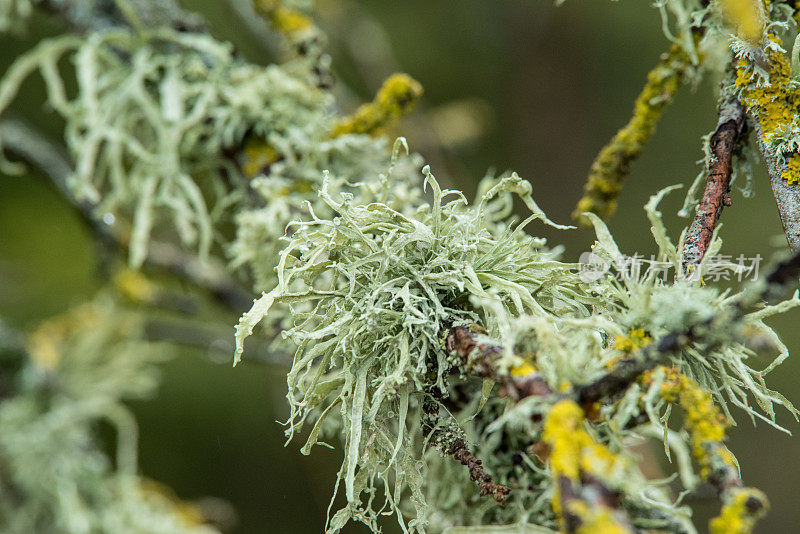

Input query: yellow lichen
[114,268,159,304]
[510,358,537,376]
[253,0,314,38]
[26,303,102,370]
[613,328,652,352]
[569,501,630,534]
[573,40,696,226]
[543,400,586,482]
[718,0,766,44]
[709,488,769,534]
[781,153,800,184]
[643,367,729,478]
[331,73,424,137]
[240,137,281,179]
[735,34,800,184]
[543,400,626,522]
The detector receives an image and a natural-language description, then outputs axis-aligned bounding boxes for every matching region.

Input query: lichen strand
[709,488,769,534]
[573,41,695,226]
[641,367,770,534]
[331,73,425,137]
[734,35,800,184]
[0,28,332,268]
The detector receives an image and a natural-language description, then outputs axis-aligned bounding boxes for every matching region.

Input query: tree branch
[573,40,696,226]
[447,438,510,505]
[683,97,747,267]
[38,0,205,34]
[750,119,800,249]
[445,324,554,400]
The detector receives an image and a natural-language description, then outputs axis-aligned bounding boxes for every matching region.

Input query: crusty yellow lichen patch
[614,328,652,353]
[331,73,424,137]
[26,303,102,370]
[605,328,652,369]
[566,501,630,534]
[718,0,766,44]
[709,487,769,534]
[510,358,537,376]
[735,34,800,184]
[782,153,800,184]
[114,268,159,304]
[241,137,281,179]
[573,40,695,226]
[253,0,314,38]
[643,367,730,479]
[543,400,626,519]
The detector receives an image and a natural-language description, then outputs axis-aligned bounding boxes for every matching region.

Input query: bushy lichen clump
[234,148,798,532]
[3,1,800,533]
[0,27,328,266]
[0,18,424,277]
[0,298,218,534]
[582,189,800,425]
[234,150,599,530]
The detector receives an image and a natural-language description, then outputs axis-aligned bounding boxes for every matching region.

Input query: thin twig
[573,40,696,226]
[142,315,287,366]
[447,438,510,505]
[445,324,554,400]
[683,98,747,266]
[422,389,511,506]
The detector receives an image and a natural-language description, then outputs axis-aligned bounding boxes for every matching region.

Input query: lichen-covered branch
[331,73,424,137]
[642,367,768,534]
[733,30,800,249]
[542,400,634,534]
[753,119,800,249]
[445,324,554,400]
[0,118,253,312]
[683,97,747,267]
[573,40,696,226]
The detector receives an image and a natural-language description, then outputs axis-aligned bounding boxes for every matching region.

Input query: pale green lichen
[584,187,800,427]
[234,156,597,531]
[230,135,425,292]
[0,27,334,266]
[0,24,408,271]
[0,298,218,534]
[0,0,33,33]
[234,171,797,532]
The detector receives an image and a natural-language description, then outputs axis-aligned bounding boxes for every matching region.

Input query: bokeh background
[1,1,798,532]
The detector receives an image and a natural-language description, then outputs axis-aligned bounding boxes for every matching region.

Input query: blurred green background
[1,1,798,532]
